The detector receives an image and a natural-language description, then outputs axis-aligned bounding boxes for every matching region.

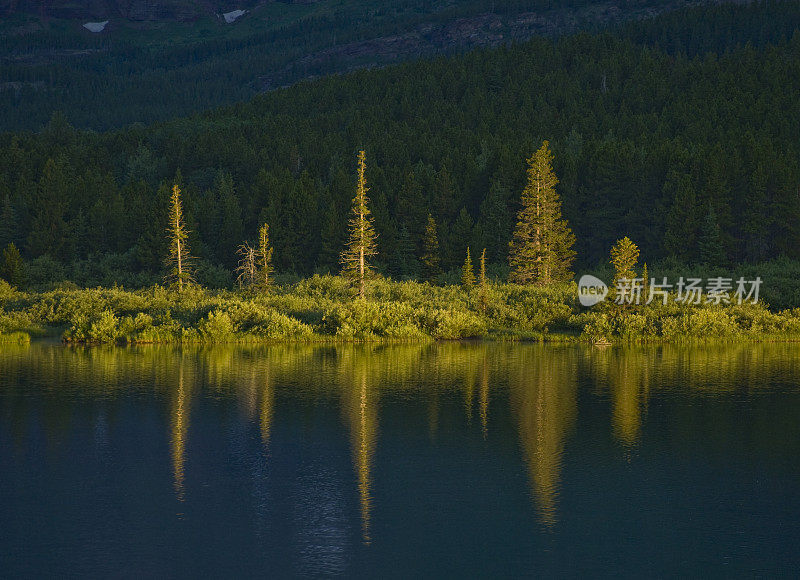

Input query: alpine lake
[1,341,799,576]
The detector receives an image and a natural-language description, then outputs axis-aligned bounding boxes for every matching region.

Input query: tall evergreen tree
[698,203,726,266]
[1,243,25,288]
[341,151,378,299]
[461,247,476,289]
[476,181,512,263]
[27,157,70,260]
[166,184,192,292]
[258,223,274,288]
[662,170,698,261]
[742,163,770,262]
[216,171,244,269]
[478,248,488,313]
[508,141,576,285]
[448,207,474,270]
[0,196,18,249]
[610,237,640,286]
[391,224,419,280]
[421,214,441,282]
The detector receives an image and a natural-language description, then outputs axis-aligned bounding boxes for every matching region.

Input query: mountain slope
[0,0,744,132]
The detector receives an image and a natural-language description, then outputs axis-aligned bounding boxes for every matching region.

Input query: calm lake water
[1,342,799,577]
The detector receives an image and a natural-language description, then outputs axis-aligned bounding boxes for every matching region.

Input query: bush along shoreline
[2,276,800,345]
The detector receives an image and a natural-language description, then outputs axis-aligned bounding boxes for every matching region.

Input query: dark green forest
[0,0,686,132]
[1,1,800,297]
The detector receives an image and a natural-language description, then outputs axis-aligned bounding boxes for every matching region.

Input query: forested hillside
[0,0,751,132]
[1,1,799,292]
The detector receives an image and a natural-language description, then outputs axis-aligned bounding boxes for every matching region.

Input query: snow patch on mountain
[222,10,246,24]
[83,21,109,33]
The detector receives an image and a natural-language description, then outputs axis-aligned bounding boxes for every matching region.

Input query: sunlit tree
[610,236,639,285]
[341,151,378,299]
[235,241,257,287]
[421,213,441,282]
[508,141,576,285]
[258,223,274,288]
[1,243,25,288]
[165,184,192,292]
[478,248,488,312]
[461,246,475,289]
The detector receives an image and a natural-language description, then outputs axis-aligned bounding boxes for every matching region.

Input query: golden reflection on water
[509,346,578,527]
[171,361,191,502]
[338,351,378,545]
[2,342,800,533]
[259,367,274,447]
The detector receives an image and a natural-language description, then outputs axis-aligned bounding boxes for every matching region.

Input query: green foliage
[508,141,576,285]
[421,214,442,282]
[1,243,26,288]
[165,184,193,291]
[1,273,800,344]
[341,151,378,298]
[461,247,476,289]
[610,237,640,285]
[258,223,274,288]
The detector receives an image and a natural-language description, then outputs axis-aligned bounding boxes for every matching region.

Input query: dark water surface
[1,342,799,577]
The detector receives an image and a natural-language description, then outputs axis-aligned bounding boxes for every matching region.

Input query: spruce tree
[610,237,640,285]
[508,141,576,285]
[478,248,488,313]
[341,151,378,299]
[448,207,474,270]
[663,171,698,262]
[461,247,476,289]
[27,157,70,259]
[1,243,25,288]
[258,223,274,288]
[421,213,441,282]
[0,196,17,249]
[392,224,419,280]
[698,204,725,266]
[641,262,649,298]
[216,171,244,269]
[166,184,192,292]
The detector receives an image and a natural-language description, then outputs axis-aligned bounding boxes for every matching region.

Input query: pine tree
[476,181,512,263]
[610,237,640,285]
[258,223,274,288]
[641,262,649,299]
[663,171,698,262]
[392,224,419,280]
[421,213,441,282]
[1,243,25,288]
[0,196,18,249]
[478,248,488,313]
[27,157,70,259]
[448,207,474,270]
[743,163,770,262]
[341,151,378,299]
[166,184,192,292]
[508,141,576,285]
[461,247,476,289]
[698,204,725,266]
[216,171,244,269]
